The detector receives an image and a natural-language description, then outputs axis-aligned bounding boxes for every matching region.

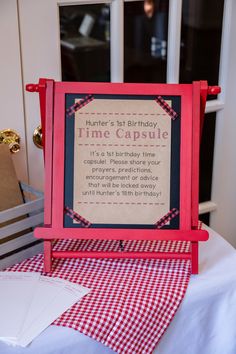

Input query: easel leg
[44,240,52,272]
[191,242,198,274]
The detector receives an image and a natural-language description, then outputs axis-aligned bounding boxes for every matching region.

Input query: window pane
[180,0,224,89]
[124,0,169,83]
[199,113,216,227]
[59,4,110,82]
[199,113,216,203]
[200,213,210,225]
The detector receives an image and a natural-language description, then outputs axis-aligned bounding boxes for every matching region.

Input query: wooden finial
[208,86,221,95]
[25,83,40,92]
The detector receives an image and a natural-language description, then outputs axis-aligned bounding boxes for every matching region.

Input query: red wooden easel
[26,80,220,273]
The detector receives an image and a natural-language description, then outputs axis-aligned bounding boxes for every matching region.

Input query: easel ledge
[35,227,208,241]
[38,228,208,274]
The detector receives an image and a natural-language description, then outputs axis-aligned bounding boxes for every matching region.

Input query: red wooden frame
[26,80,220,274]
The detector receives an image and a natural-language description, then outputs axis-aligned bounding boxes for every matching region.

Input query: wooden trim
[205,100,224,113]
[179,87,192,229]
[35,227,209,242]
[51,92,65,228]
[199,201,217,214]
[167,0,182,83]
[54,82,192,94]
[44,80,54,225]
[111,0,124,82]
[191,82,201,227]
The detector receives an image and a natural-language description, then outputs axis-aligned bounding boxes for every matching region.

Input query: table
[1,226,236,354]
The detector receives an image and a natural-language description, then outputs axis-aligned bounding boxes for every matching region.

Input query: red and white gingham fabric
[8,239,191,354]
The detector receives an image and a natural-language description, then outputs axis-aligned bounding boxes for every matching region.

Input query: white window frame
[18,0,233,241]
[58,0,229,221]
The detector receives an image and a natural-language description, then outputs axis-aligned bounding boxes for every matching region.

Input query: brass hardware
[0,129,21,153]
[33,125,43,149]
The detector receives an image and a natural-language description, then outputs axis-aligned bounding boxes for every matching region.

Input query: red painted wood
[192,82,201,228]
[38,78,47,151]
[208,86,221,95]
[52,83,193,232]
[44,80,54,225]
[179,87,193,230]
[35,227,209,242]
[44,240,52,272]
[199,81,208,137]
[55,82,192,96]
[26,78,55,153]
[191,242,199,274]
[51,92,65,228]
[26,83,40,92]
[52,251,192,260]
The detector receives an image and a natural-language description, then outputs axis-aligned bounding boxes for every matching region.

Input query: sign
[64,94,180,229]
[28,80,213,273]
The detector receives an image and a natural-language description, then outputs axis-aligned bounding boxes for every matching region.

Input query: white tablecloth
[1,225,236,354]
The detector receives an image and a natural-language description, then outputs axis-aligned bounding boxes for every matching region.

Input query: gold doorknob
[33,125,43,149]
[0,129,20,153]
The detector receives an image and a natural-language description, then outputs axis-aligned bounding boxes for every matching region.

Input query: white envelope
[18,278,90,347]
[0,272,40,340]
[18,276,69,336]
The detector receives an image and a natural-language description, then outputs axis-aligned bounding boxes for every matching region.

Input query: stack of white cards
[0,272,90,347]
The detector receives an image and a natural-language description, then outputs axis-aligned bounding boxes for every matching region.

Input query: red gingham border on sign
[66,94,94,117]
[155,208,180,228]
[155,95,178,120]
[64,206,91,228]
[7,239,191,354]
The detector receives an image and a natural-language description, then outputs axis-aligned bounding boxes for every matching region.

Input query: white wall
[0,0,28,183]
